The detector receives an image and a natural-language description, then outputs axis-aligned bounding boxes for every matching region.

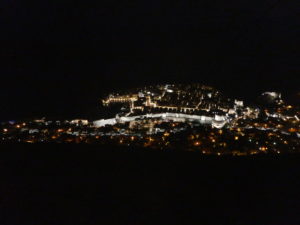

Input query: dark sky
[1,0,299,120]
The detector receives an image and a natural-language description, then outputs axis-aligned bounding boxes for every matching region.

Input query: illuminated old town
[2,84,299,156]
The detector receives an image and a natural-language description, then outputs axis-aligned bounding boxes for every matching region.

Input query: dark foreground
[1,144,300,225]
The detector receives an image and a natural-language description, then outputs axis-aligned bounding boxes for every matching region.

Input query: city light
[0,84,299,156]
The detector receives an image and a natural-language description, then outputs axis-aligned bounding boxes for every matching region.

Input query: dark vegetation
[0,143,300,225]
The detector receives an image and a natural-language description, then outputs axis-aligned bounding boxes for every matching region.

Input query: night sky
[1,0,299,120]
